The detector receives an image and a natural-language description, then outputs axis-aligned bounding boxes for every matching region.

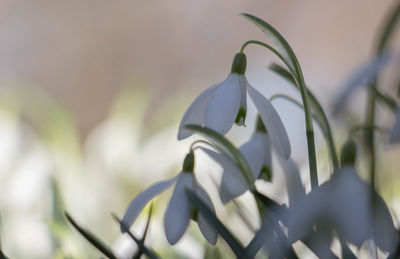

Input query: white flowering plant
[61,5,400,259]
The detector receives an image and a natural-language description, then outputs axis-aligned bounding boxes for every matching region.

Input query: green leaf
[376,1,400,53]
[241,13,301,81]
[132,204,154,259]
[242,13,319,188]
[270,63,339,170]
[112,213,159,259]
[185,188,249,258]
[184,124,254,187]
[65,212,117,259]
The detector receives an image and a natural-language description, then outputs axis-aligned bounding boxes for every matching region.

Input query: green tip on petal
[340,139,357,166]
[235,107,247,126]
[231,53,247,75]
[255,115,267,133]
[259,166,272,182]
[182,151,195,173]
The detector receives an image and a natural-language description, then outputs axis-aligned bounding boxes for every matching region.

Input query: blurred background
[0,0,399,258]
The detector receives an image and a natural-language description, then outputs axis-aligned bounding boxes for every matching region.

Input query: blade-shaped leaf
[112,213,159,259]
[246,226,269,257]
[241,13,301,81]
[132,204,154,259]
[185,188,249,258]
[184,124,254,186]
[242,13,319,188]
[376,1,400,53]
[65,212,117,259]
[270,63,339,169]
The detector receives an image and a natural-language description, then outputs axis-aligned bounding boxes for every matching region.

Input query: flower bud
[231,53,247,75]
[182,151,195,173]
[340,139,357,166]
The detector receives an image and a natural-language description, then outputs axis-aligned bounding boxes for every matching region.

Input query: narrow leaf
[376,1,400,53]
[270,63,339,169]
[132,204,154,259]
[185,188,249,258]
[65,212,117,259]
[112,213,159,259]
[241,13,299,77]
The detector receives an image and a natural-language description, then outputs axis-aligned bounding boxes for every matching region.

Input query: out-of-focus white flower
[279,158,306,208]
[287,166,398,253]
[201,127,272,204]
[121,153,217,245]
[389,107,400,143]
[178,53,291,159]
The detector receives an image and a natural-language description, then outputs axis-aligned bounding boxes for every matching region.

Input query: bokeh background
[0,0,399,258]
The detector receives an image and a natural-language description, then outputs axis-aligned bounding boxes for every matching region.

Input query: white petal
[287,181,329,243]
[278,158,305,207]
[194,183,218,245]
[164,173,193,245]
[330,167,372,246]
[373,193,399,253]
[332,167,398,252]
[204,74,241,135]
[121,177,177,232]
[247,84,291,159]
[219,170,248,204]
[239,133,265,179]
[389,108,400,143]
[200,147,248,203]
[178,84,220,140]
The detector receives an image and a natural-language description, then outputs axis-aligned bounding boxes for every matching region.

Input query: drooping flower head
[178,53,291,159]
[121,151,217,245]
[287,140,398,253]
[201,116,274,204]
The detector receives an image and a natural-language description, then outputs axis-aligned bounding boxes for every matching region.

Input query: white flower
[121,154,217,245]
[279,158,306,208]
[178,52,291,159]
[201,130,272,204]
[389,107,400,143]
[287,166,398,253]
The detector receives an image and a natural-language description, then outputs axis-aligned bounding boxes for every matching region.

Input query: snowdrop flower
[178,52,291,159]
[201,117,272,203]
[287,165,398,253]
[121,152,217,245]
[389,107,400,143]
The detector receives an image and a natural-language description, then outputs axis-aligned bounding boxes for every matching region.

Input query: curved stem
[269,63,339,170]
[241,40,319,188]
[190,139,212,152]
[240,40,296,76]
[270,94,337,172]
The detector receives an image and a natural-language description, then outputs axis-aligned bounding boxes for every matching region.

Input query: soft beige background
[0,0,395,137]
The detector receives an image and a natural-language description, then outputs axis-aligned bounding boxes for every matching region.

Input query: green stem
[270,94,338,172]
[269,63,339,170]
[293,61,319,188]
[241,40,319,188]
[240,40,296,76]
